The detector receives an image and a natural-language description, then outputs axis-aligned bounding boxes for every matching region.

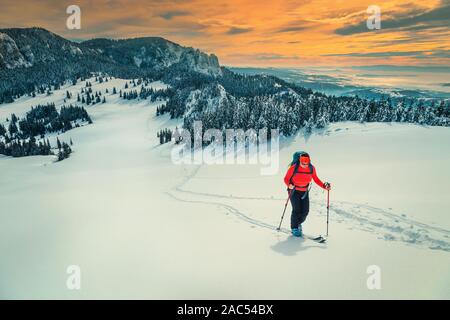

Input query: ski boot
[291,225,303,237]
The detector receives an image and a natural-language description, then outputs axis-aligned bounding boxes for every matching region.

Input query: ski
[305,235,327,243]
[286,229,327,243]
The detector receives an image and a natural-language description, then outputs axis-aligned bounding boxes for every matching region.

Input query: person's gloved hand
[323,182,331,190]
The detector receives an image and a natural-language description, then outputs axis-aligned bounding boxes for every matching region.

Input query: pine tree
[8,121,18,136]
[57,142,72,161]
[57,137,61,150]
[0,123,6,136]
[436,101,445,117]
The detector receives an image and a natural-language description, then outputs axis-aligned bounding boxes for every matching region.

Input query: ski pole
[277,188,294,231]
[326,189,330,237]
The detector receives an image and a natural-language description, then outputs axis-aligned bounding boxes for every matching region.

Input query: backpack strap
[288,162,300,186]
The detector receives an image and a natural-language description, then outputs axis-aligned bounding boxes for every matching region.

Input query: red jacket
[284,164,326,191]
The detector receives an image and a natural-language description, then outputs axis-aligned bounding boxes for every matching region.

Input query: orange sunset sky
[0,0,449,67]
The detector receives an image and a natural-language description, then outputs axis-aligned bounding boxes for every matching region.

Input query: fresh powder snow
[0,77,449,299]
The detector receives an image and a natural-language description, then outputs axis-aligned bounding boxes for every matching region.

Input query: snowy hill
[0,77,449,299]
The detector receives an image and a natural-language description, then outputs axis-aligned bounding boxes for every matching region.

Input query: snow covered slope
[0,78,449,299]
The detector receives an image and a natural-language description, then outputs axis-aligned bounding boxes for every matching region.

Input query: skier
[283,151,331,237]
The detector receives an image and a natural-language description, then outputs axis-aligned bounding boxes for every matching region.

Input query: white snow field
[0,77,449,299]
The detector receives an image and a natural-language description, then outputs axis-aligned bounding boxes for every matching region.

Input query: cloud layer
[0,0,448,67]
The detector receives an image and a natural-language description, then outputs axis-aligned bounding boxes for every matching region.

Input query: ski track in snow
[165,191,289,234]
[165,154,301,236]
[166,165,450,252]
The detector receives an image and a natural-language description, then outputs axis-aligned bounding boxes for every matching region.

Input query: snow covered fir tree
[0,102,90,159]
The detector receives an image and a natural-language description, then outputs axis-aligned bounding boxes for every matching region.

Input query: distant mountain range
[229,67,450,104]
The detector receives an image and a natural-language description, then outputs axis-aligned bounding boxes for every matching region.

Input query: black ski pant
[290,190,309,229]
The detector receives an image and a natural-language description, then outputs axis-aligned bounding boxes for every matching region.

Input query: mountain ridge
[0,27,221,101]
[0,27,221,74]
